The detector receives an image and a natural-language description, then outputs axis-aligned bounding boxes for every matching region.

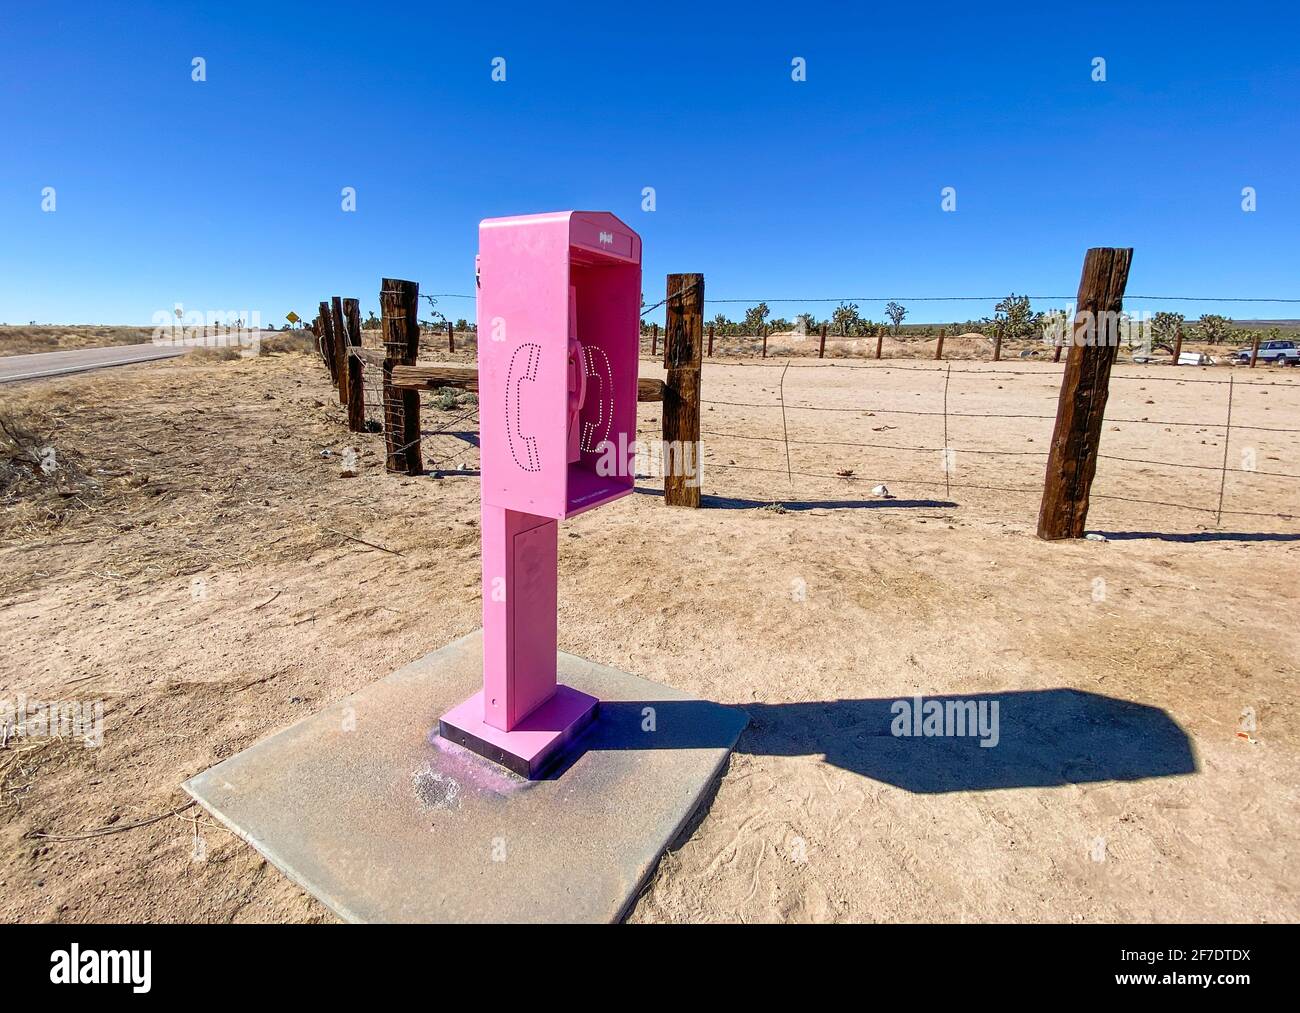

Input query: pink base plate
[438,685,600,779]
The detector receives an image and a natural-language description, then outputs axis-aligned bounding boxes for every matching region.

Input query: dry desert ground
[1,341,1297,922]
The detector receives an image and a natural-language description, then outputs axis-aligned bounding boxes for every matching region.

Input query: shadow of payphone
[439,211,642,778]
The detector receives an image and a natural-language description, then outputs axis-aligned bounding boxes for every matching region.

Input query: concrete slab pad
[183,631,747,923]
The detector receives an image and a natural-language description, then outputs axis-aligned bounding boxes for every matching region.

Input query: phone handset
[566,285,588,463]
[505,342,543,472]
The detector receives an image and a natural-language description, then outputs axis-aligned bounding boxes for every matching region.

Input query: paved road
[0,343,187,384]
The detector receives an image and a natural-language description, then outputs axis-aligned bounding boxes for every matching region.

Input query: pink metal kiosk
[439,211,641,777]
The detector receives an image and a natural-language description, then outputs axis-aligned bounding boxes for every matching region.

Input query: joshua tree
[832,301,861,337]
[1194,314,1234,344]
[885,301,907,334]
[742,302,770,334]
[994,293,1034,339]
[1151,311,1184,351]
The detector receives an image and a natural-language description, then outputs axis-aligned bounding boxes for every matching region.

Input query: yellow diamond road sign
[286,311,300,324]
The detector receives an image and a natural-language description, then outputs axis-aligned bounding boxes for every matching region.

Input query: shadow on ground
[1092,529,1300,543]
[632,485,957,511]
[570,689,1196,793]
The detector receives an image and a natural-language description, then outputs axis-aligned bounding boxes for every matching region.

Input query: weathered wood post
[761,325,768,359]
[1249,333,1261,368]
[1036,247,1134,540]
[330,297,349,406]
[663,273,704,508]
[318,302,338,386]
[311,315,327,374]
[448,319,455,354]
[707,323,715,357]
[343,298,365,432]
[934,327,946,361]
[875,331,884,359]
[819,323,827,359]
[1053,339,1064,363]
[992,324,1003,362]
[651,323,658,357]
[1171,323,1184,366]
[380,278,423,475]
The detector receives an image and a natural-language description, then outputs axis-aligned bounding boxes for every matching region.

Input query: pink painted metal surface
[441,211,642,775]
[439,686,599,779]
[477,211,641,521]
[479,504,557,730]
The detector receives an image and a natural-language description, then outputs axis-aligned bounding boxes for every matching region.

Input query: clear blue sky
[1,0,1297,326]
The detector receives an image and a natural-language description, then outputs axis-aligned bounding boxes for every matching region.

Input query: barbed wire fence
[326,286,1300,528]
[677,357,1300,525]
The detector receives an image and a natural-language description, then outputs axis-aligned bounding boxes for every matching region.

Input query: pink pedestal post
[439,211,642,778]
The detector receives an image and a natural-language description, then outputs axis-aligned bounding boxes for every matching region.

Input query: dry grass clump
[0,406,101,536]
[0,325,158,356]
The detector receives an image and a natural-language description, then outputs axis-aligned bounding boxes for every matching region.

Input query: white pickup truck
[1232,339,1300,365]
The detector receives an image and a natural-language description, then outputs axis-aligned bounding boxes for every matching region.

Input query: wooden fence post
[934,328,946,361]
[448,319,455,354]
[1249,333,1261,368]
[663,273,704,508]
[318,301,338,387]
[707,323,715,357]
[331,297,349,407]
[875,331,884,359]
[380,278,423,475]
[651,323,658,357]
[761,325,768,359]
[819,323,827,359]
[1036,247,1134,540]
[992,325,1003,362]
[1171,323,1184,366]
[1053,340,1063,363]
[311,315,328,376]
[343,298,365,432]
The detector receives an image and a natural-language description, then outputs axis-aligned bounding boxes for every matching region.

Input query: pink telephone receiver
[567,287,587,464]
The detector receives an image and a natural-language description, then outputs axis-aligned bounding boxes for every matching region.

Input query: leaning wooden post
[318,302,338,386]
[707,323,715,357]
[1053,340,1064,363]
[1171,323,1184,366]
[663,273,704,508]
[331,297,349,407]
[993,325,1003,362]
[874,331,884,359]
[819,323,827,359]
[1249,333,1261,368]
[934,327,946,361]
[380,278,423,475]
[1036,247,1134,540]
[343,298,365,432]
[311,315,330,374]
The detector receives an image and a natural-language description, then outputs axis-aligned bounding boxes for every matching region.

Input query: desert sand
[1,346,1297,922]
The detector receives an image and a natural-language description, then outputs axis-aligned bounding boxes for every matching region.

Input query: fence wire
[316,293,1300,526]
[681,358,1299,524]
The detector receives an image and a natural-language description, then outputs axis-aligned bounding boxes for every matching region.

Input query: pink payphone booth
[439,211,641,777]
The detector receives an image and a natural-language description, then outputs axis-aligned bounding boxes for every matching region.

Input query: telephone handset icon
[506,342,543,473]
